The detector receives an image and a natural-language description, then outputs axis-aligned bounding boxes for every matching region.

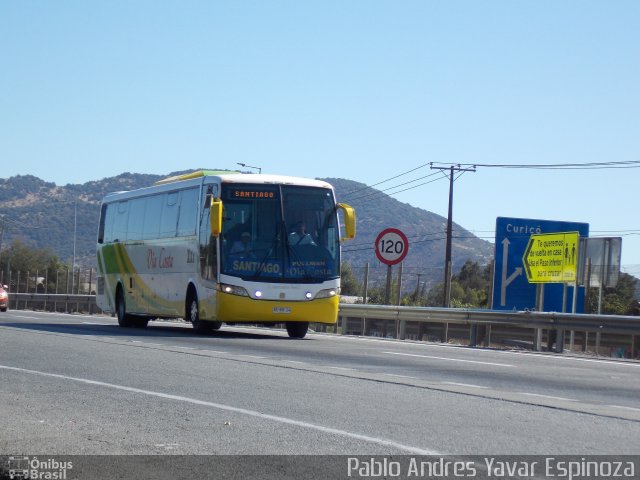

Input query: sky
[1,1,639,274]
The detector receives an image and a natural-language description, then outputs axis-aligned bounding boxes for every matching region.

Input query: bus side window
[112,200,129,242]
[143,195,163,240]
[177,188,199,237]
[160,192,179,237]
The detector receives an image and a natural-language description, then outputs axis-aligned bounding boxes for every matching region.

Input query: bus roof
[102,170,334,202]
[156,170,333,189]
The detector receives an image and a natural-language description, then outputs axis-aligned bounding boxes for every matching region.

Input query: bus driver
[288,221,316,246]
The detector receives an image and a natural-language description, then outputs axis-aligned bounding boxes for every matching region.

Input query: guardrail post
[554,329,565,353]
[469,324,479,347]
[534,328,542,351]
[341,314,348,335]
[398,319,406,340]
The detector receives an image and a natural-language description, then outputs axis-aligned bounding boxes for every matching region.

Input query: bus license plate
[272,306,291,314]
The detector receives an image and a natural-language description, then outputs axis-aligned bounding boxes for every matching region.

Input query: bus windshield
[220,184,340,282]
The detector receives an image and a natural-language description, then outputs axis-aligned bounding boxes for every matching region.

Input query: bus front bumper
[217,292,339,325]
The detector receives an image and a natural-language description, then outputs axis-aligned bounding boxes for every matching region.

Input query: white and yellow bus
[96,170,355,338]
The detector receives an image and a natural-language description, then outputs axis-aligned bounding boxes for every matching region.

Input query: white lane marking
[5,314,40,320]
[238,355,267,360]
[496,350,640,368]
[82,322,112,325]
[606,405,640,413]
[383,351,514,367]
[284,360,307,365]
[384,374,418,380]
[325,366,356,371]
[443,382,488,389]
[328,334,640,368]
[0,364,440,455]
[519,393,576,402]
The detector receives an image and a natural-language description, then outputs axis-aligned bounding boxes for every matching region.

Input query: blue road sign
[492,217,589,312]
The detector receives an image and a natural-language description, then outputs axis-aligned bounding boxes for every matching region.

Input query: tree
[340,263,361,296]
[425,260,492,308]
[0,239,65,291]
[587,273,639,315]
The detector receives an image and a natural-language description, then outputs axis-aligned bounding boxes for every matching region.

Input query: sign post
[522,231,580,353]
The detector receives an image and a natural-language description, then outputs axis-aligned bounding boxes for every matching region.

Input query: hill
[328,178,493,288]
[0,172,494,287]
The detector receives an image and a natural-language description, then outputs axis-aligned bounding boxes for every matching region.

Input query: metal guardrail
[338,304,640,335]
[9,293,640,334]
[6,293,639,355]
[338,303,640,355]
[12,293,98,314]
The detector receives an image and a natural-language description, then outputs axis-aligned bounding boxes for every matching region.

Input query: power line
[343,160,640,204]
[432,160,640,170]
[342,162,433,197]
[343,172,444,202]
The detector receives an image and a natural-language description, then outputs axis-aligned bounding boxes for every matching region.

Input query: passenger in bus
[230,231,254,256]
[288,220,316,246]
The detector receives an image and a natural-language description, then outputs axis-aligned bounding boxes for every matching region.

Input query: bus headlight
[219,284,250,297]
[314,288,340,299]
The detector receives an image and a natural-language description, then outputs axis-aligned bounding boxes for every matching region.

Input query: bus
[96,170,356,338]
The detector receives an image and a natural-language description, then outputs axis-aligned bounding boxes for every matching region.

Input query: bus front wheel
[286,322,309,339]
[187,291,212,334]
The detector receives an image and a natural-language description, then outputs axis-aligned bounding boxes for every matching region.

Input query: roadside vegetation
[341,260,639,316]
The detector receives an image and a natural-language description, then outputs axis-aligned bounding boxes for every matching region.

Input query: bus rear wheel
[286,322,309,339]
[116,288,133,328]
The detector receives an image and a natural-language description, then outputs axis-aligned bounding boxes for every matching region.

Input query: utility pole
[72,200,77,293]
[430,164,476,307]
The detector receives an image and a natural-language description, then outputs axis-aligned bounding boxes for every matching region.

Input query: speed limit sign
[375,228,409,266]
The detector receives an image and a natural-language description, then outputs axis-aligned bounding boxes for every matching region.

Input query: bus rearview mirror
[337,202,356,242]
[210,198,223,236]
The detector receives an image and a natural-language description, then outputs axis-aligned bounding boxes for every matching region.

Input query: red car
[0,285,8,312]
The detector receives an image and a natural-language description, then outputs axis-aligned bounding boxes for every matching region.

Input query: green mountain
[0,172,494,287]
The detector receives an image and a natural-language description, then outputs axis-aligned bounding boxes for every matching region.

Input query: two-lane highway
[1,310,639,455]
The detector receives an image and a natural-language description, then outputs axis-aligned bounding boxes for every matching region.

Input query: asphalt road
[1,310,639,458]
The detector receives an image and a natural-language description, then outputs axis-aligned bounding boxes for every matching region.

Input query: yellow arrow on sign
[522,232,580,283]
